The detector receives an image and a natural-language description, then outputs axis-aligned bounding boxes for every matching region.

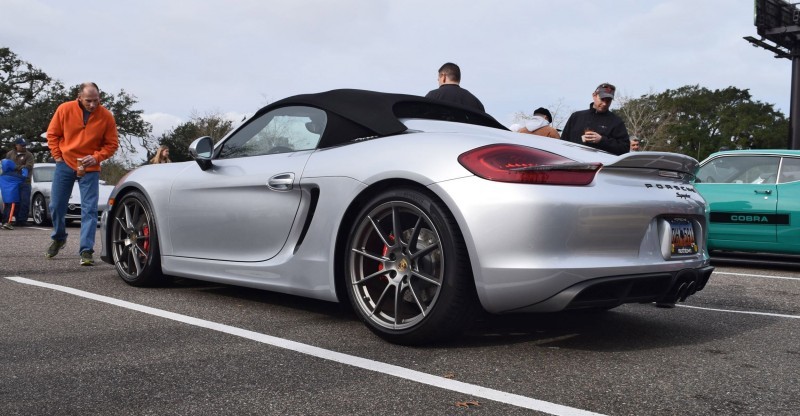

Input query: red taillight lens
[458,144,602,185]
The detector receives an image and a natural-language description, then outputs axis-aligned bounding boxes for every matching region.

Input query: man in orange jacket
[45,82,119,265]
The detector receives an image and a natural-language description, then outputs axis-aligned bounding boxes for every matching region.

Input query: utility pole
[745,0,799,149]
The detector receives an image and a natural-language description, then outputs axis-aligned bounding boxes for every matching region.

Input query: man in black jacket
[561,83,630,155]
[424,62,485,112]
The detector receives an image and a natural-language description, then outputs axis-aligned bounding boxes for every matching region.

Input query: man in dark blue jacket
[561,83,630,155]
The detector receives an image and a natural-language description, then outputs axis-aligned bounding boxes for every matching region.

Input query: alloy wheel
[348,200,444,331]
[111,194,155,280]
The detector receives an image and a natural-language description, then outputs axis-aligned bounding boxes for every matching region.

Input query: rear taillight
[458,144,602,185]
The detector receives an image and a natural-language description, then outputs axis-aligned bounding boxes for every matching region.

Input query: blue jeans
[50,161,99,255]
[16,182,31,223]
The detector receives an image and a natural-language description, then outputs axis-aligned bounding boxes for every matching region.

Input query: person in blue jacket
[1,158,28,230]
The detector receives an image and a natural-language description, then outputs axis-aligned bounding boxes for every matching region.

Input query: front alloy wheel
[345,188,476,345]
[110,191,163,286]
[32,194,50,226]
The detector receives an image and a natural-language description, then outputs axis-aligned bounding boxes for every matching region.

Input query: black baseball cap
[595,83,616,99]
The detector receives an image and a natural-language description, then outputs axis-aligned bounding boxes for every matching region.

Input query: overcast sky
[1,0,791,137]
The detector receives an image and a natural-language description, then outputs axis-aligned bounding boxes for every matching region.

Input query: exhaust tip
[675,282,688,302]
[679,281,696,302]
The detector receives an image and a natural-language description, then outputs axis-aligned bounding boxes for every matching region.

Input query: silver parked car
[0,162,114,226]
[29,162,114,226]
[100,89,714,345]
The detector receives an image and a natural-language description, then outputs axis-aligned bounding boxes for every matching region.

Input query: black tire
[344,188,478,345]
[32,193,51,226]
[109,191,164,286]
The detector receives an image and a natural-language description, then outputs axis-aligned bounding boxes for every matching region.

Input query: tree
[617,85,788,160]
[0,46,154,161]
[0,47,66,157]
[615,91,677,152]
[151,112,234,163]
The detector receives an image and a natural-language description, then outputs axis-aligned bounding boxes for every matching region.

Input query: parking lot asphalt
[1,225,798,415]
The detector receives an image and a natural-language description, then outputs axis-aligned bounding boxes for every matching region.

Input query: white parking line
[714,271,800,281]
[6,276,604,416]
[678,304,800,319]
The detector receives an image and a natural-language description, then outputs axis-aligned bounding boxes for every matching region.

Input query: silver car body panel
[101,118,710,313]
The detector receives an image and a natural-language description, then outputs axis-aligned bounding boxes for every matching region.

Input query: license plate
[669,218,698,255]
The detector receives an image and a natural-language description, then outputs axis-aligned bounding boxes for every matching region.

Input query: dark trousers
[16,182,31,224]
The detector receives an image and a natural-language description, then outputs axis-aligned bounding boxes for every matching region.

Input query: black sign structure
[745,0,800,149]
[756,0,800,48]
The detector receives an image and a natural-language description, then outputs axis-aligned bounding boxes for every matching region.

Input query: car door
[167,106,327,262]
[776,156,800,247]
[695,155,779,245]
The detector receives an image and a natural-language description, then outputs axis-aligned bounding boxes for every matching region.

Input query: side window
[696,156,779,184]
[778,157,800,183]
[217,106,327,159]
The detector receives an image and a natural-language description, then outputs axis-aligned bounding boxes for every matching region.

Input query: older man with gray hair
[45,82,119,265]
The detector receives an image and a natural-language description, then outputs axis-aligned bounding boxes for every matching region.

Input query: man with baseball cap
[5,136,34,226]
[561,83,630,155]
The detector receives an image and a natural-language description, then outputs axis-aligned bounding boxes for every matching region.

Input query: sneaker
[80,251,94,266]
[45,240,67,258]
[2,223,13,230]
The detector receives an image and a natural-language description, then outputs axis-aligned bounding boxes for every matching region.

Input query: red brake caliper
[142,225,150,253]
[376,234,394,281]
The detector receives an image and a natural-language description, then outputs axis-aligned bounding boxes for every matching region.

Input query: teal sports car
[695,150,800,255]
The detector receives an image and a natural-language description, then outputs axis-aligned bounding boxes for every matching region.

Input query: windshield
[33,165,55,182]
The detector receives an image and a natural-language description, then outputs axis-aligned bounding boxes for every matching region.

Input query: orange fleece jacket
[47,99,119,172]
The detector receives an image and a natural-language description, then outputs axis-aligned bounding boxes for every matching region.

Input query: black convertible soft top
[256,89,508,148]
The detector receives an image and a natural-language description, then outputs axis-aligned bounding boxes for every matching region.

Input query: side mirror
[189,136,214,171]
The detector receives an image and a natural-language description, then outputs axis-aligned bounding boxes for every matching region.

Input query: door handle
[753,189,772,195]
[268,173,294,191]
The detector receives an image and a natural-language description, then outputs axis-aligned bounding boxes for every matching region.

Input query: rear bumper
[512,265,714,312]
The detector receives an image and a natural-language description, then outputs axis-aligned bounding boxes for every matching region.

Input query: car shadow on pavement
[138,277,780,351]
[457,304,779,351]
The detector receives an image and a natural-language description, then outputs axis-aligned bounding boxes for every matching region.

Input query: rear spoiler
[605,152,699,176]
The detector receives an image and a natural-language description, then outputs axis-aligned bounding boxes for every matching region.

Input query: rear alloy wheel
[345,188,477,345]
[32,194,50,226]
[110,191,163,286]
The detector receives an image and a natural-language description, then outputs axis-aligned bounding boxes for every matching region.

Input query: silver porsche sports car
[101,89,713,345]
